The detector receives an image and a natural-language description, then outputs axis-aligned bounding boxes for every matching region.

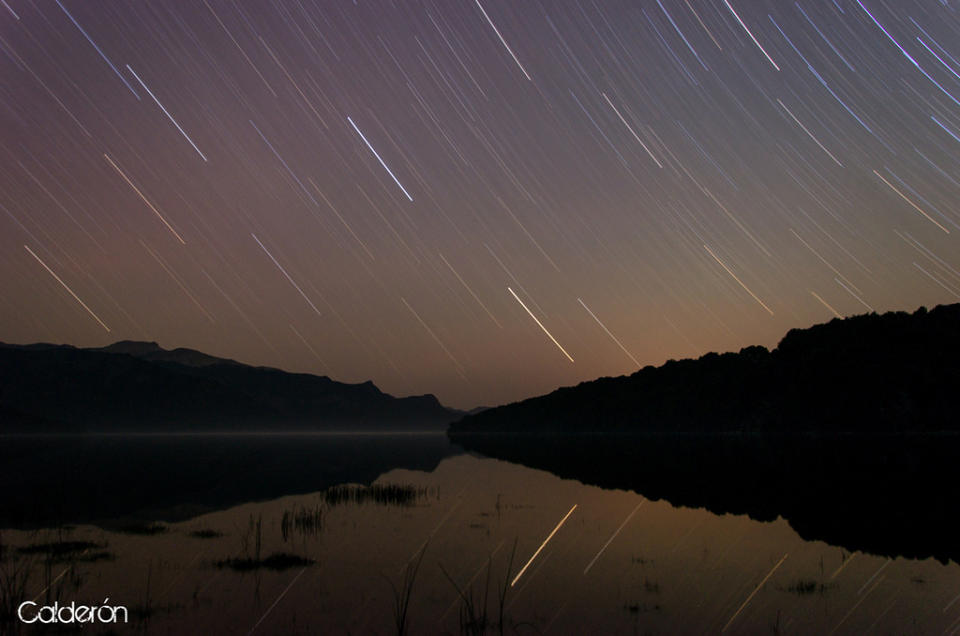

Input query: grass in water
[215,553,314,572]
[0,532,33,629]
[324,483,429,507]
[281,504,323,541]
[17,541,103,557]
[386,542,428,636]
[189,528,224,539]
[17,541,112,562]
[117,522,168,536]
[439,538,518,636]
[217,513,314,571]
[783,579,835,595]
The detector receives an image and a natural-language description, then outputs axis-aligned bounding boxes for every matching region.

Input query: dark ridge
[98,340,240,367]
[98,340,164,356]
[450,303,960,434]
[0,340,457,432]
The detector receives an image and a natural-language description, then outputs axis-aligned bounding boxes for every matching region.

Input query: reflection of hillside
[0,434,457,528]
[451,304,960,434]
[449,432,960,564]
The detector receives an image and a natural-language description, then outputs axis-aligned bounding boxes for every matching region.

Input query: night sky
[2,0,959,409]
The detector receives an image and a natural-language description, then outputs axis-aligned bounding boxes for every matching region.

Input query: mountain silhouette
[0,341,457,432]
[97,340,243,366]
[450,303,960,434]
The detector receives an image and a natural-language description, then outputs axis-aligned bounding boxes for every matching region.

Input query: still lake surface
[1,432,958,634]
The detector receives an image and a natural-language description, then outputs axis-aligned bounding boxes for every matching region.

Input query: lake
[1,433,958,634]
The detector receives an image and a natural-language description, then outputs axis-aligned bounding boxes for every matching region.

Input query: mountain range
[4,302,958,434]
[0,340,457,431]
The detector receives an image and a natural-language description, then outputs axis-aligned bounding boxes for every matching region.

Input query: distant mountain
[97,340,242,367]
[450,303,960,434]
[0,341,458,432]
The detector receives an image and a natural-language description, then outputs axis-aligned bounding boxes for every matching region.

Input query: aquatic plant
[281,504,323,541]
[117,522,168,536]
[214,553,314,572]
[440,538,517,636]
[385,542,427,636]
[17,540,103,559]
[323,482,429,507]
[782,579,835,596]
[0,532,33,630]
[237,514,263,564]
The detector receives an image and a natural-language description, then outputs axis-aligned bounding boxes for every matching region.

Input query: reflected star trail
[2,0,960,408]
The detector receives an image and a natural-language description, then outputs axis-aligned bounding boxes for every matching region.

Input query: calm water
[1,433,958,634]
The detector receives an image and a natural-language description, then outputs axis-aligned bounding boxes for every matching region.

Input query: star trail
[2,0,959,408]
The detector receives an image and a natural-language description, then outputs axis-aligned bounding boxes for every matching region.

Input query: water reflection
[0,435,958,634]
[0,433,455,528]
[451,432,960,564]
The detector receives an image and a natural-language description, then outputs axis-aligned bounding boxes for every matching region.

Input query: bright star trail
[872,169,950,234]
[2,1,959,409]
[509,287,574,363]
[473,0,532,82]
[53,0,139,99]
[102,153,186,245]
[401,296,467,379]
[777,98,844,167]
[511,504,577,587]
[722,0,780,71]
[583,501,644,574]
[347,116,414,202]
[126,65,208,162]
[23,245,110,332]
[578,297,639,367]
[703,245,775,316]
[721,553,789,632]
[251,233,322,318]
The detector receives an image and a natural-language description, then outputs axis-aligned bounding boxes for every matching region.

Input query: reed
[0,532,33,631]
[281,504,323,541]
[324,483,428,507]
[439,538,517,636]
[215,553,314,572]
[386,542,427,636]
